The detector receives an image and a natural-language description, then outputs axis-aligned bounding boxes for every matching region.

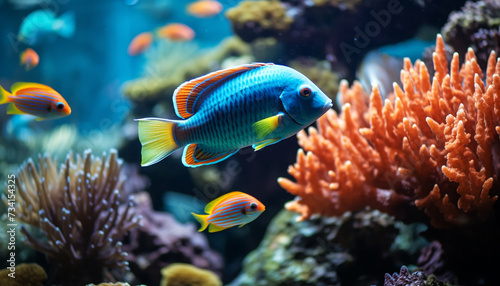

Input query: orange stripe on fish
[182,144,237,167]
[191,191,265,232]
[173,63,272,119]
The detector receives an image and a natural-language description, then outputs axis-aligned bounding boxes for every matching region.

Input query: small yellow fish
[192,191,265,232]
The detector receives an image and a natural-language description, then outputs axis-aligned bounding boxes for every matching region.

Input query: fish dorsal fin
[173,63,274,119]
[182,143,239,167]
[204,191,246,214]
[11,82,51,94]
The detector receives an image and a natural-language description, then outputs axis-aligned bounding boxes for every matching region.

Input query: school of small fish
[7,0,334,233]
[127,0,222,55]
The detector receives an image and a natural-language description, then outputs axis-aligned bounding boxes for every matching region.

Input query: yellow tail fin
[191,213,209,232]
[135,118,180,166]
[0,85,11,105]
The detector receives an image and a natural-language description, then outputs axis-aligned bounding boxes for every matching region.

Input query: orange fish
[187,0,223,18]
[157,23,195,41]
[0,82,71,121]
[20,48,39,71]
[128,32,154,56]
[192,192,265,232]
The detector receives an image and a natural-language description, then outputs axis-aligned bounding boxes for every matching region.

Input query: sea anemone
[4,149,140,285]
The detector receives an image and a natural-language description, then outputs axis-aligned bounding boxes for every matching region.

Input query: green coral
[122,37,251,103]
[160,263,222,286]
[0,263,47,286]
[226,1,293,32]
[231,209,402,286]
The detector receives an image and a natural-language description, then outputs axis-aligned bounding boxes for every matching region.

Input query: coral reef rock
[122,192,223,286]
[231,209,401,286]
[384,266,452,286]
[442,0,500,68]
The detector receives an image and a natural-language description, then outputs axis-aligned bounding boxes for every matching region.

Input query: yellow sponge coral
[0,263,47,286]
[160,263,222,286]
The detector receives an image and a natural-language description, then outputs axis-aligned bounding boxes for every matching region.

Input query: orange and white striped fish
[0,82,71,121]
[20,48,39,70]
[192,191,265,232]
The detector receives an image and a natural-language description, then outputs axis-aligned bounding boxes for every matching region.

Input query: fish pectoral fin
[252,138,282,151]
[173,63,274,119]
[182,144,239,168]
[238,223,247,228]
[6,103,24,115]
[34,116,47,121]
[209,223,228,233]
[252,113,283,139]
[204,191,246,213]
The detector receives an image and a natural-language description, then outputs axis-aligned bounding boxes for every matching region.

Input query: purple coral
[122,192,223,286]
[384,266,426,286]
[6,149,140,285]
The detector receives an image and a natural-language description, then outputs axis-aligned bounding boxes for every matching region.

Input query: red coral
[279,35,500,227]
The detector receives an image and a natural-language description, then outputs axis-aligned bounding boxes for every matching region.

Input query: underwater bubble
[55,240,63,247]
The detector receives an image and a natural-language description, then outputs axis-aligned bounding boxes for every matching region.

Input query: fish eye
[249,203,257,210]
[56,102,65,110]
[299,86,312,97]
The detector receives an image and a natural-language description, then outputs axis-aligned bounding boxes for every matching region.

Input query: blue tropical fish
[136,63,332,167]
[18,10,75,46]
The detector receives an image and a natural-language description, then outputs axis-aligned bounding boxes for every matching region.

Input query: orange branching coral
[279,35,500,227]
